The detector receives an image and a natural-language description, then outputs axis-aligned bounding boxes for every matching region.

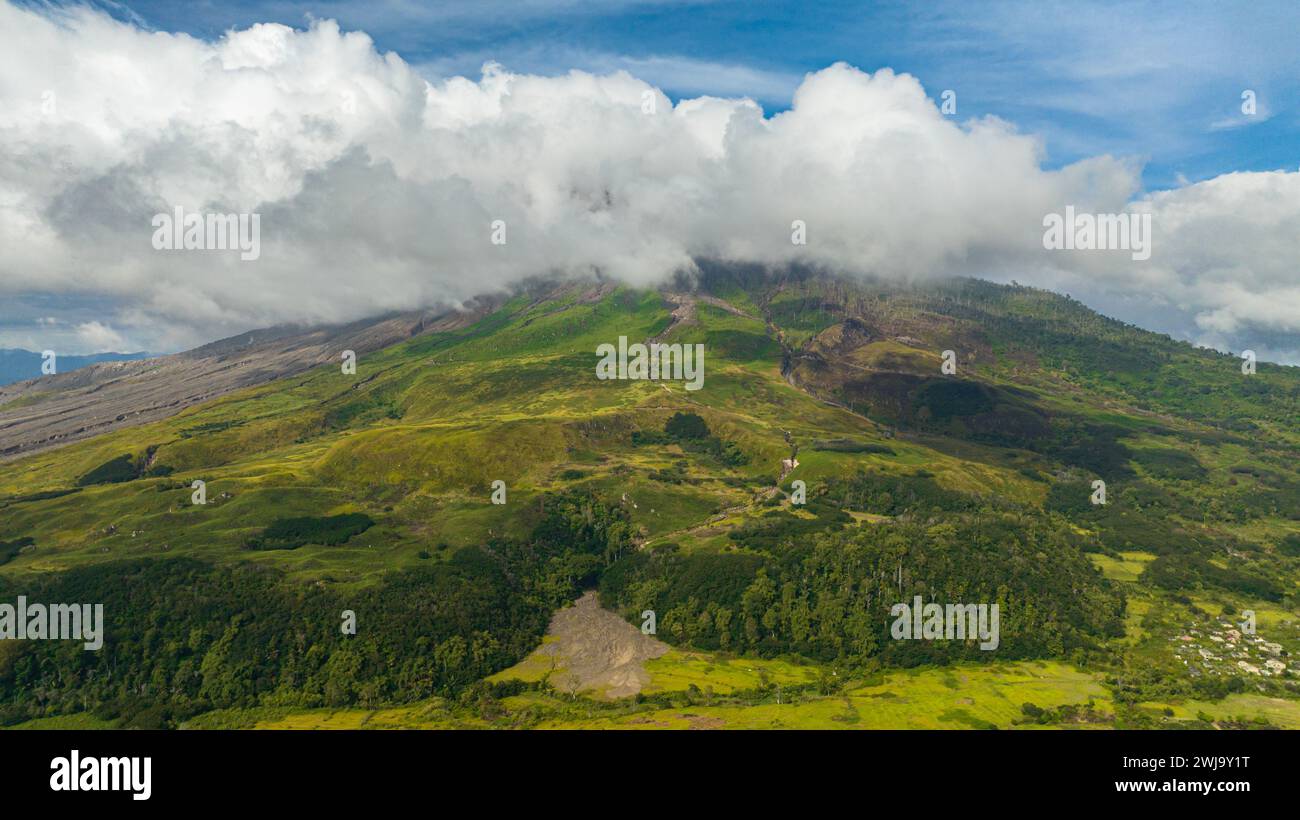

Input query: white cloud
[1209,99,1273,131]
[0,3,1296,361]
[74,319,128,351]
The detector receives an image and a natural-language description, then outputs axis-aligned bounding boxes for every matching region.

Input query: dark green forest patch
[811,438,895,455]
[1131,447,1207,481]
[76,447,169,486]
[245,513,376,551]
[76,454,139,486]
[0,537,34,566]
[632,412,748,466]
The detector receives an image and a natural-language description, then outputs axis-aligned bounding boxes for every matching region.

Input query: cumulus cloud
[0,2,1296,360]
[73,319,127,350]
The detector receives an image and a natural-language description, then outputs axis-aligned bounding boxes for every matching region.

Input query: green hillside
[1,271,1297,729]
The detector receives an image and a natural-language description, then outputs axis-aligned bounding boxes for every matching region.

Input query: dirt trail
[648,292,754,344]
[540,591,669,699]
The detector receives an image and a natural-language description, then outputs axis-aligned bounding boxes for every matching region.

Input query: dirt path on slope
[648,292,755,344]
[539,590,669,699]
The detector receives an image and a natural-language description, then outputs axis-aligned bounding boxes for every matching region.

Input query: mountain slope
[0,349,150,388]
[0,296,502,459]
[0,270,1297,729]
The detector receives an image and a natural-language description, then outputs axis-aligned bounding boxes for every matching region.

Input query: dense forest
[0,476,1134,726]
[0,492,634,728]
[600,489,1126,665]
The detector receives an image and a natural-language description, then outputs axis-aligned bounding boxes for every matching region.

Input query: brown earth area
[541,590,669,699]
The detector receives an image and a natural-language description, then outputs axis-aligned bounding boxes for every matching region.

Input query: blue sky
[64,0,1300,190]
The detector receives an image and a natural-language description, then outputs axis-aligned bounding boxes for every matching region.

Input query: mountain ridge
[0,295,506,460]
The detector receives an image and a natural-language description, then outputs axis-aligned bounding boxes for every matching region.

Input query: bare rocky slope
[0,297,502,461]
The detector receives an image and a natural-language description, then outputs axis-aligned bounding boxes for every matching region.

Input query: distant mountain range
[0,349,151,387]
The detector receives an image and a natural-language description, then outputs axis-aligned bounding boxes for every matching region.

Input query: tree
[665,412,710,440]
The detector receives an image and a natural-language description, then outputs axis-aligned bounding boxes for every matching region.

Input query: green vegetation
[190,660,1121,730]
[0,492,633,728]
[0,271,1297,729]
[0,538,33,567]
[76,454,140,486]
[633,410,749,466]
[811,439,895,455]
[246,513,376,551]
[664,412,710,440]
[603,511,1124,663]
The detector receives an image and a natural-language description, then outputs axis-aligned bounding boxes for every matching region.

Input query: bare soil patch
[541,590,669,699]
